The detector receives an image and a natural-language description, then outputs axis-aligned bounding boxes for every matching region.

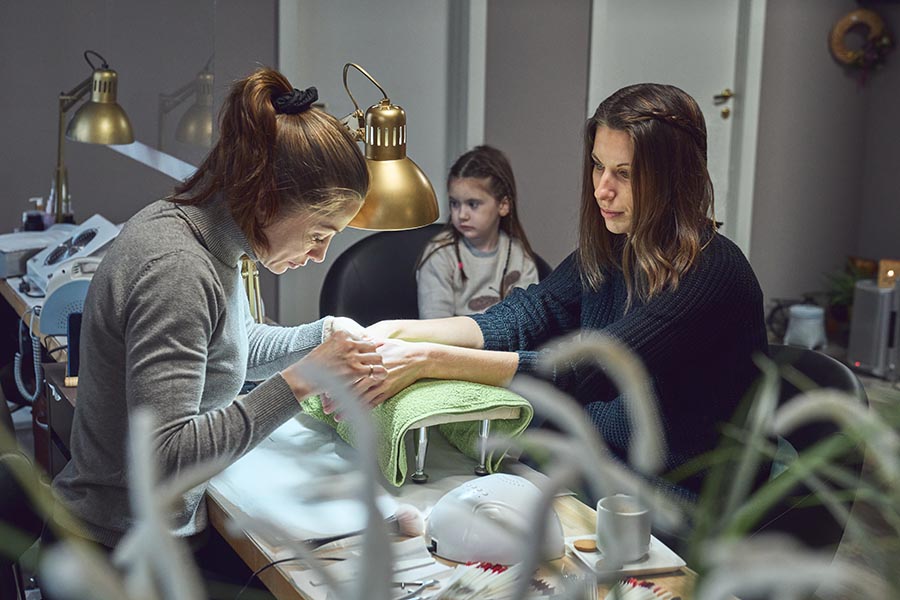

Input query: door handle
[713,88,734,104]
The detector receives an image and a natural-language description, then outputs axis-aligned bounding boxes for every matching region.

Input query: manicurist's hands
[280,330,386,413]
[324,315,368,340]
[357,338,431,409]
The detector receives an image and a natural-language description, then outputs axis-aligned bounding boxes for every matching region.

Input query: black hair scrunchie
[272,86,318,115]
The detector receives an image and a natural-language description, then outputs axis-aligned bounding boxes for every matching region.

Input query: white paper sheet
[210,414,399,542]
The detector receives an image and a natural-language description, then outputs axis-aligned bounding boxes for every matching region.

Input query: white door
[589,0,765,253]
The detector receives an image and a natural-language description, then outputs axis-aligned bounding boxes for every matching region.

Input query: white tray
[565,535,686,576]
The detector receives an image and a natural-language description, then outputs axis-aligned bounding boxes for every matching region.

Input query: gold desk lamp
[244,63,440,324]
[157,60,214,151]
[341,63,439,231]
[54,50,134,223]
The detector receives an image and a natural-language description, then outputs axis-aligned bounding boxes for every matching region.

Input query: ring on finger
[368,364,374,378]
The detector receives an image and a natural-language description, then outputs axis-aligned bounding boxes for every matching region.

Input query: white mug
[596,493,651,564]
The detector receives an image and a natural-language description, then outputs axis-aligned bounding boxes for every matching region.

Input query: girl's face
[256,199,362,275]
[592,126,634,235]
[448,176,510,251]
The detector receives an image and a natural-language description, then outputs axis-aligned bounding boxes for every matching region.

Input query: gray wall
[484,0,592,268]
[857,5,900,261]
[750,0,899,303]
[0,0,193,226]
[0,0,280,316]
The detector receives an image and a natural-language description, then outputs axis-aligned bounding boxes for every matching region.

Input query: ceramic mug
[596,493,651,564]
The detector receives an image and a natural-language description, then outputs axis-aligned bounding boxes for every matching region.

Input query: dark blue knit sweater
[471,233,768,471]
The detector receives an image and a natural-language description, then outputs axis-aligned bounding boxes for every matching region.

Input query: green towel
[300,379,533,486]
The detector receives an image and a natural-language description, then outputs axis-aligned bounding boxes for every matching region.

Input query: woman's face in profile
[256,199,362,275]
[591,126,634,235]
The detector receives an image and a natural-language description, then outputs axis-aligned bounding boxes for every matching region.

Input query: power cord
[17,279,45,298]
[14,307,43,404]
[233,556,302,600]
[48,345,68,356]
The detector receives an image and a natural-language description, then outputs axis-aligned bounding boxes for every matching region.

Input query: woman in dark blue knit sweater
[363,83,768,479]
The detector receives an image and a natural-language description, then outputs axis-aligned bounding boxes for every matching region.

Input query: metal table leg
[474,419,490,476]
[411,426,429,483]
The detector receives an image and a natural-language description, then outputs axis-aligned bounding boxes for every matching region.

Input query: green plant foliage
[824,263,870,308]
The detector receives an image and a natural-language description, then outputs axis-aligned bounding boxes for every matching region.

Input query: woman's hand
[365,319,405,341]
[357,338,431,409]
[366,316,485,348]
[280,330,386,411]
[323,315,367,340]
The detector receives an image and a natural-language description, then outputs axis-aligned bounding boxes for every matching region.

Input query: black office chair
[0,399,44,600]
[319,223,554,325]
[749,344,868,550]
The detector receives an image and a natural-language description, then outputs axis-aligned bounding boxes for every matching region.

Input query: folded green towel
[300,379,533,486]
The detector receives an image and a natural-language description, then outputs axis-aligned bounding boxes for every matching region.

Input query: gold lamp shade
[175,71,214,147]
[353,156,439,230]
[66,68,134,145]
[348,98,439,230]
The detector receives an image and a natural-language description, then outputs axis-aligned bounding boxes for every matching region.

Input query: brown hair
[172,67,368,253]
[417,145,536,277]
[578,83,715,307]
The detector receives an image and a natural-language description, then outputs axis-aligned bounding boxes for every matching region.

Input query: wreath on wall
[829,8,895,85]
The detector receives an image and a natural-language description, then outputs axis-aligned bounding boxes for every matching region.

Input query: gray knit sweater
[53,197,324,547]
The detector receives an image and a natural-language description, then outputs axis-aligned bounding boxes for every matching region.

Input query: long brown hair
[172,68,368,253]
[417,145,536,271]
[578,83,715,306]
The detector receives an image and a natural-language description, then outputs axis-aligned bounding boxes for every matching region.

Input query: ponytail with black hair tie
[273,86,318,115]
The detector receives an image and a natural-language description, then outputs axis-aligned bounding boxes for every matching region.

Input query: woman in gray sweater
[48,68,384,577]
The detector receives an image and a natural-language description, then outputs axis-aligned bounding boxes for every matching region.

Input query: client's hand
[358,338,430,409]
[364,319,404,341]
[280,330,387,411]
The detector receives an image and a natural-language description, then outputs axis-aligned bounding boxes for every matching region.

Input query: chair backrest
[319,223,444,326]
[768,343,867,403]
[752,344,868,549]
[767,343,868,455]
[320,223,554,326]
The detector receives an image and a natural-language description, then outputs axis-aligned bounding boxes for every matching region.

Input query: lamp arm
[159,79,198,114]
[59,75,93,113]
[342,63,390,135]
[339,110,365,142]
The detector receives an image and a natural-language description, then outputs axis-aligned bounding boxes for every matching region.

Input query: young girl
[416,145,539,318]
